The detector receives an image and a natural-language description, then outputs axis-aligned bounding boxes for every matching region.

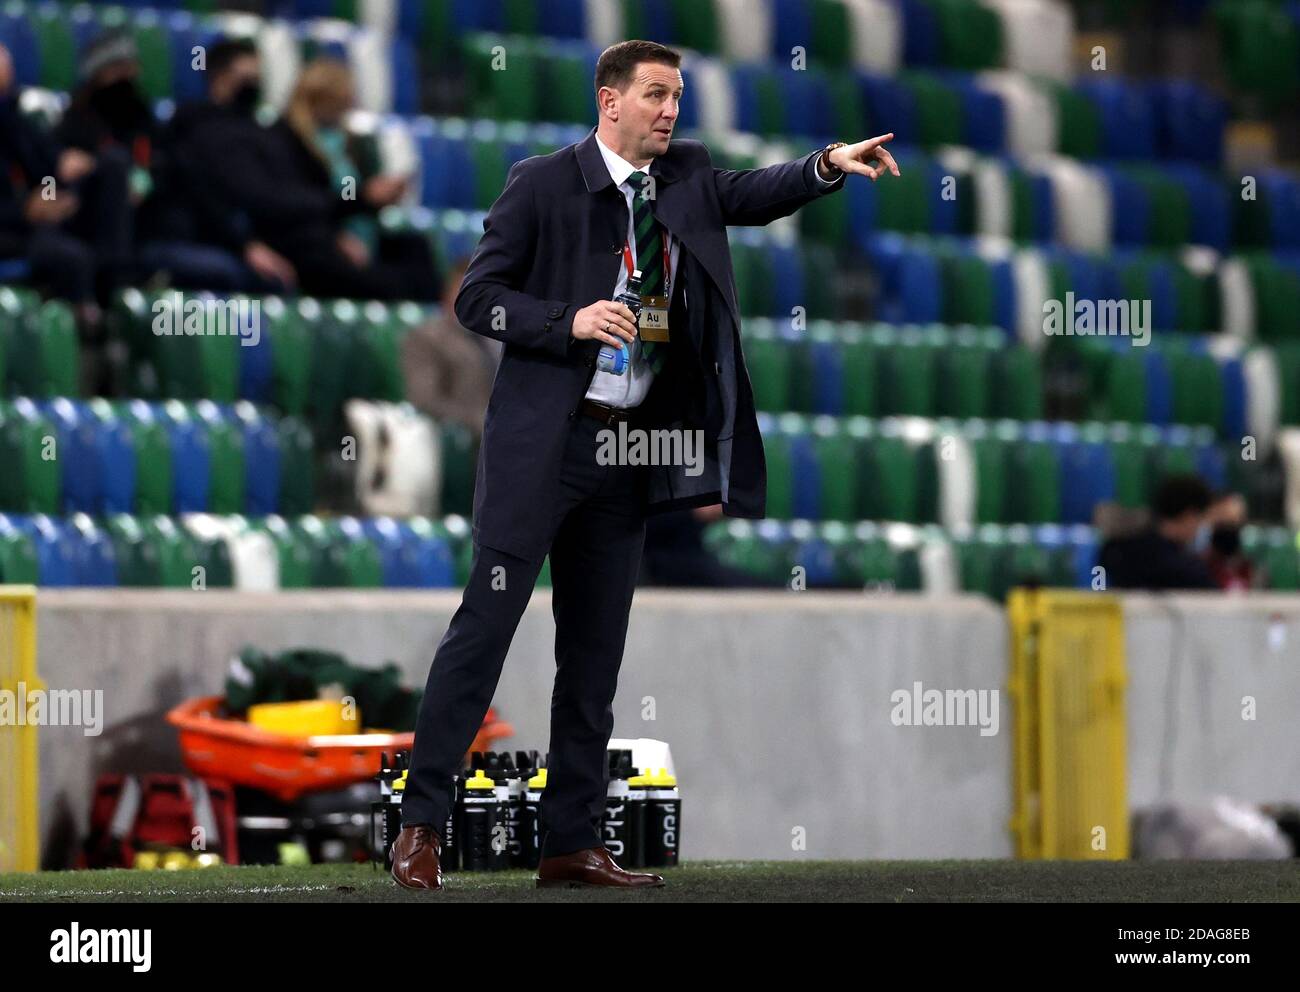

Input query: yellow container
[246,699,361,737]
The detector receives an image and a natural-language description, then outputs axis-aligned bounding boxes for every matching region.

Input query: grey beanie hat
[79,30,138,83]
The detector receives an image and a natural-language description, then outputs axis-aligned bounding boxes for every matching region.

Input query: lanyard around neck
[621,231,672,296]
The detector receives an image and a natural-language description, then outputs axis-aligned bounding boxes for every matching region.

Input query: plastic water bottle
[597,270,643,375]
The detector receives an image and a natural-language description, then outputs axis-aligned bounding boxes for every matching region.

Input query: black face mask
[89,78,148,130]
[230,81,261,116]
[1211,525,1241,557]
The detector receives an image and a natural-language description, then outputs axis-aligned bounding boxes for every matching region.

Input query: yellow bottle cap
[464,769,496,790]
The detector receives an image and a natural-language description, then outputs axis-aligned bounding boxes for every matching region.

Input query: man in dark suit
[393,39,899,890]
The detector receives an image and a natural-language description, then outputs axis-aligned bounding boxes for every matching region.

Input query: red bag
[79,774,239,868]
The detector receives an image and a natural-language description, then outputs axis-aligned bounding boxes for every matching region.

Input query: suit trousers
[400,411,650,857]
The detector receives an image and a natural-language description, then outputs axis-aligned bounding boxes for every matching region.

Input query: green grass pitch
[2,860,1298,902]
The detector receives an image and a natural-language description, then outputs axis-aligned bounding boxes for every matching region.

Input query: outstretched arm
[713,133,900,227]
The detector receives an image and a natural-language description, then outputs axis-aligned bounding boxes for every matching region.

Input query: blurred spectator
[261,57,439,300]
[639,505,783,588]
[1203,491,1259,591]
[1098,475,1217,590]
[0,40,131,324]
[57,31,155,206]
[402,260,500,435]
[140,37,296,292]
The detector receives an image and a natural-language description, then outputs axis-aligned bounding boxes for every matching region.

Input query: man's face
[214,53,260,104]
[605,62,682,161]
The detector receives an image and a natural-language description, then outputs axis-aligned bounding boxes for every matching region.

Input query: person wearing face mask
[1202,491,1258,591]
[57,31,155,188]
[140,37,297,292]
[47,33,150,344]
[0,40,123,386]
[253,57,439,301]
[1098,474,1218,591]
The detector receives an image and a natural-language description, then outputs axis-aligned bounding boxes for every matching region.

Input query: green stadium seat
[987,343,1040,421]
[840,325,880,418]
[198,402,246,515]
[878,327,936,417]
[812,415,859,522]
[140,515,199,587]
[741,321,790,414]
[937,329,993,417]
[902,72,962,149]
[1052,83,1102,159]
[104,514,161,587]
[809,0,852,66]
[32,8,76,93]
[966,422,1009,523]
[0,526,38,583]
[131,21,174,104]
[117,401,172,515]
[672,0,721,53]
[1004,426,1062,524]
[0,400,60,513]
[278,416,316,516]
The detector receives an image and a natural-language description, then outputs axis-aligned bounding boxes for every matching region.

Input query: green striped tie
[629,170,667,375]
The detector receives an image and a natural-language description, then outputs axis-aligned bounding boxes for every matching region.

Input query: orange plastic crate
[167,696,514,802]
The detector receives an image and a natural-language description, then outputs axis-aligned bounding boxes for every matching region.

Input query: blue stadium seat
[397,520,457,587]
[239,405,282,515]
[867,235,944,324]
[1103,168,1153,247]
[810,337,845,416]
[1220,356,1248,441]
[1143,351,1174,425]
[39,399,92,514]
[1151,81,1226,164]
[161,402,211,513]
[0,12,39,88]
[68,514,119,587]
[766,242,805,319]
[1167,164,1230,251]
[859,74,918,143]
[953,75,1006,154]
[897,0,942,67]
[789,429,820,520]
[1077,79,1157,160]
[771,0,815,65]
[362,516,407,586]
[93,402,137,515]
[539,0,587,41]
[728,64,762,134]
[18,514,76,587]
[1055,430,1116,526]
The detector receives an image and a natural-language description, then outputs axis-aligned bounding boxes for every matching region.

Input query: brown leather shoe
[536,847,665,889]
[391,825,443,891]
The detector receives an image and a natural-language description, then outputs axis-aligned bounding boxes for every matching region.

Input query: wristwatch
[818,141,848,180]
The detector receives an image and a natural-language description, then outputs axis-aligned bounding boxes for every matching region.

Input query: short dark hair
[208,37,258,80]
[594,40,681,94]
[1152,475,1213,520]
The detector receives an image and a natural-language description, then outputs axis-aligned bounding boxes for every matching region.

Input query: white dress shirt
[583,133,682,409]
